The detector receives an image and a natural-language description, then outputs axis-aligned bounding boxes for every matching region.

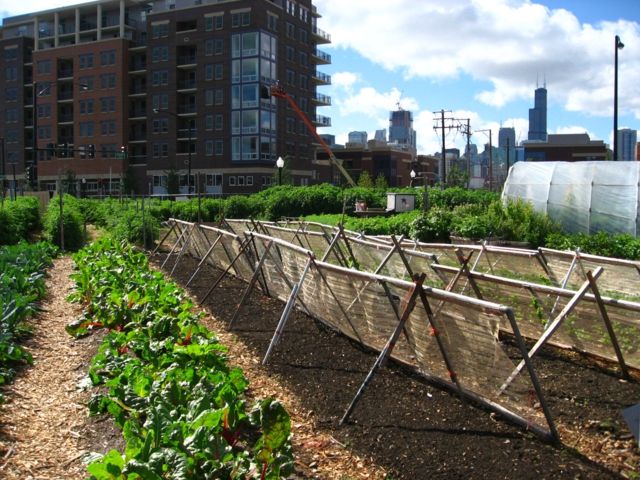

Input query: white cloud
[315,0,640,119]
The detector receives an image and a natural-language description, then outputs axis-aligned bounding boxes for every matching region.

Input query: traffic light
[25,165,32,184]
[58,143,69,158]
[88,144,96,159]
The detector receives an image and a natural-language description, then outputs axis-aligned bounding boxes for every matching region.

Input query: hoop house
[501,161,640,235]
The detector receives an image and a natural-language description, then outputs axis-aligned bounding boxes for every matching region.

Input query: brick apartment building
[0,0,332,196]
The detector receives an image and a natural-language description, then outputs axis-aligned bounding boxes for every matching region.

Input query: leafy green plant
[0,196,41,245]
[68,239,293,479]
[0,242,57,402]
[43,194,86,251]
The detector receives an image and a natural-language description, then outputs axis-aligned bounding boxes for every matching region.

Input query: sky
[2,0,639,156]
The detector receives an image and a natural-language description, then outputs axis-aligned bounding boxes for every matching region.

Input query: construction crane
[266,83,356,187]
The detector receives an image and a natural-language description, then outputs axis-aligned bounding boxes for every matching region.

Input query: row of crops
[66,238,293,479]
[0,242,57,403]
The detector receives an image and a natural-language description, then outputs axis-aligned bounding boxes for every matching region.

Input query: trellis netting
[501,161,640,236]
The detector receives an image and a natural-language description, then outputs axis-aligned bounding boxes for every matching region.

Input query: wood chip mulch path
[0,256,118,480]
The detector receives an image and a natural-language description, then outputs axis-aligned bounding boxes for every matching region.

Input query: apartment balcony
[177,56,197,67]
[58,68,74,79]
[312,71,331,85]
[311,26,331,44]
[313,115,331,127]
[130,61,146,72]
[177,127,197,139]
[312,93,331,106]
[177,80,196,91]
[312,48,331,65]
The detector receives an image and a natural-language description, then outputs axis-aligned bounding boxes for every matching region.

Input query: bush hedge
[0,197,41,245]
[43,194,85,251]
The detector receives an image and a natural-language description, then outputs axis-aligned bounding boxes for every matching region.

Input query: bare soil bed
[157,253,640,480]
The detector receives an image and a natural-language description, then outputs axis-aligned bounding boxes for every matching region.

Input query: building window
[231,11,250,28]
[215,89,223,105]
[100,96,116,112]
[299,29,308,44]
[79,53,94,69]
[205,64,214,81]
[205,140,213,156]
[299,51,308,67]
[37,104,51,118]
[205,39,223,56]
[78,76,95,91]
[100,73,116,89]
[100,120,116,135]
[299,75,308,90]
[215,64,223,80]
[246,175,253,186]
[5,67,17,82]
[151,46,169,63]
[205,114,214,131]
[5,87,18,102]
[268,13,278,32]
[237,176,245,186]
[228,175,236,186]
[153,175,167,187]
[79,99,94,114]
[151,22,169,38]
[152,142,169,158]
[100,49,116,66]
[286,22,295,39]
[152,70,169,86]
[152,93,169,110]
[79,121,94,137]
[152,118,169,134]
[286,69,295,86]
[215,139,223,155]
[205,89,214,106]
[206,174,222,186]
[4,47,17,61]
[215,114,223,131]
[5,109,18,123]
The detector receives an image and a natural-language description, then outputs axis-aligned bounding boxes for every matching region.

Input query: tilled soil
[157,253,640,480]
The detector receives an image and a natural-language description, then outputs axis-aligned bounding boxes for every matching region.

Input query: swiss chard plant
[68,238,293,479]
[0,242,57,403]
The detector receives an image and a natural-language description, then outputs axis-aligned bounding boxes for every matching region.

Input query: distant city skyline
[312,0,640,155]
[1,0,639,157]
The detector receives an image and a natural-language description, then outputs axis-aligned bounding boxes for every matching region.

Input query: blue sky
[2,0,639,155]
[314,0,640,154]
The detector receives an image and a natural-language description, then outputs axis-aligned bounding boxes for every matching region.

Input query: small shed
[386,192,416,213]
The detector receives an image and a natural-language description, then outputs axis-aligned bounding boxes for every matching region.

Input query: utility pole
[456,118,472,188]
[432,109,455,186]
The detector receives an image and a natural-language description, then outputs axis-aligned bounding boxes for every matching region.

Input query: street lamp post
[410,169,429,213]
[276,156,284,186]
[613,35,624,161]
[153,108,193,194]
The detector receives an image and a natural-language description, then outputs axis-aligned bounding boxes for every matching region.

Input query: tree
[357,170,373,188]
[446,165,469,188]
[374,173,388,190]
[166,166,180,194]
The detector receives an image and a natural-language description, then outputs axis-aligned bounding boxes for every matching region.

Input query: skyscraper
[617,128,638,161]
[0,0,331,194]
[528,86,547,142]
[388,109,416,154]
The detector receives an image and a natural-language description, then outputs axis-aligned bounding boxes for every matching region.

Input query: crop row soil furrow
[67,238,293,479]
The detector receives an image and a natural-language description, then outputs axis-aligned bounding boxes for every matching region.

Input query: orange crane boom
[268,84,356,187]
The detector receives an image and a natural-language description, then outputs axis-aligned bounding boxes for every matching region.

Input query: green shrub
[43,195,85,251]
[107,207,159,249]
[0,197,41,245]
[409,207,454,242]
[223,194,261,219]
[545,231,640,260]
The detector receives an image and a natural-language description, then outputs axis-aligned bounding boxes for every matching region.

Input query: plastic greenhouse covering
[501,161,640,236]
